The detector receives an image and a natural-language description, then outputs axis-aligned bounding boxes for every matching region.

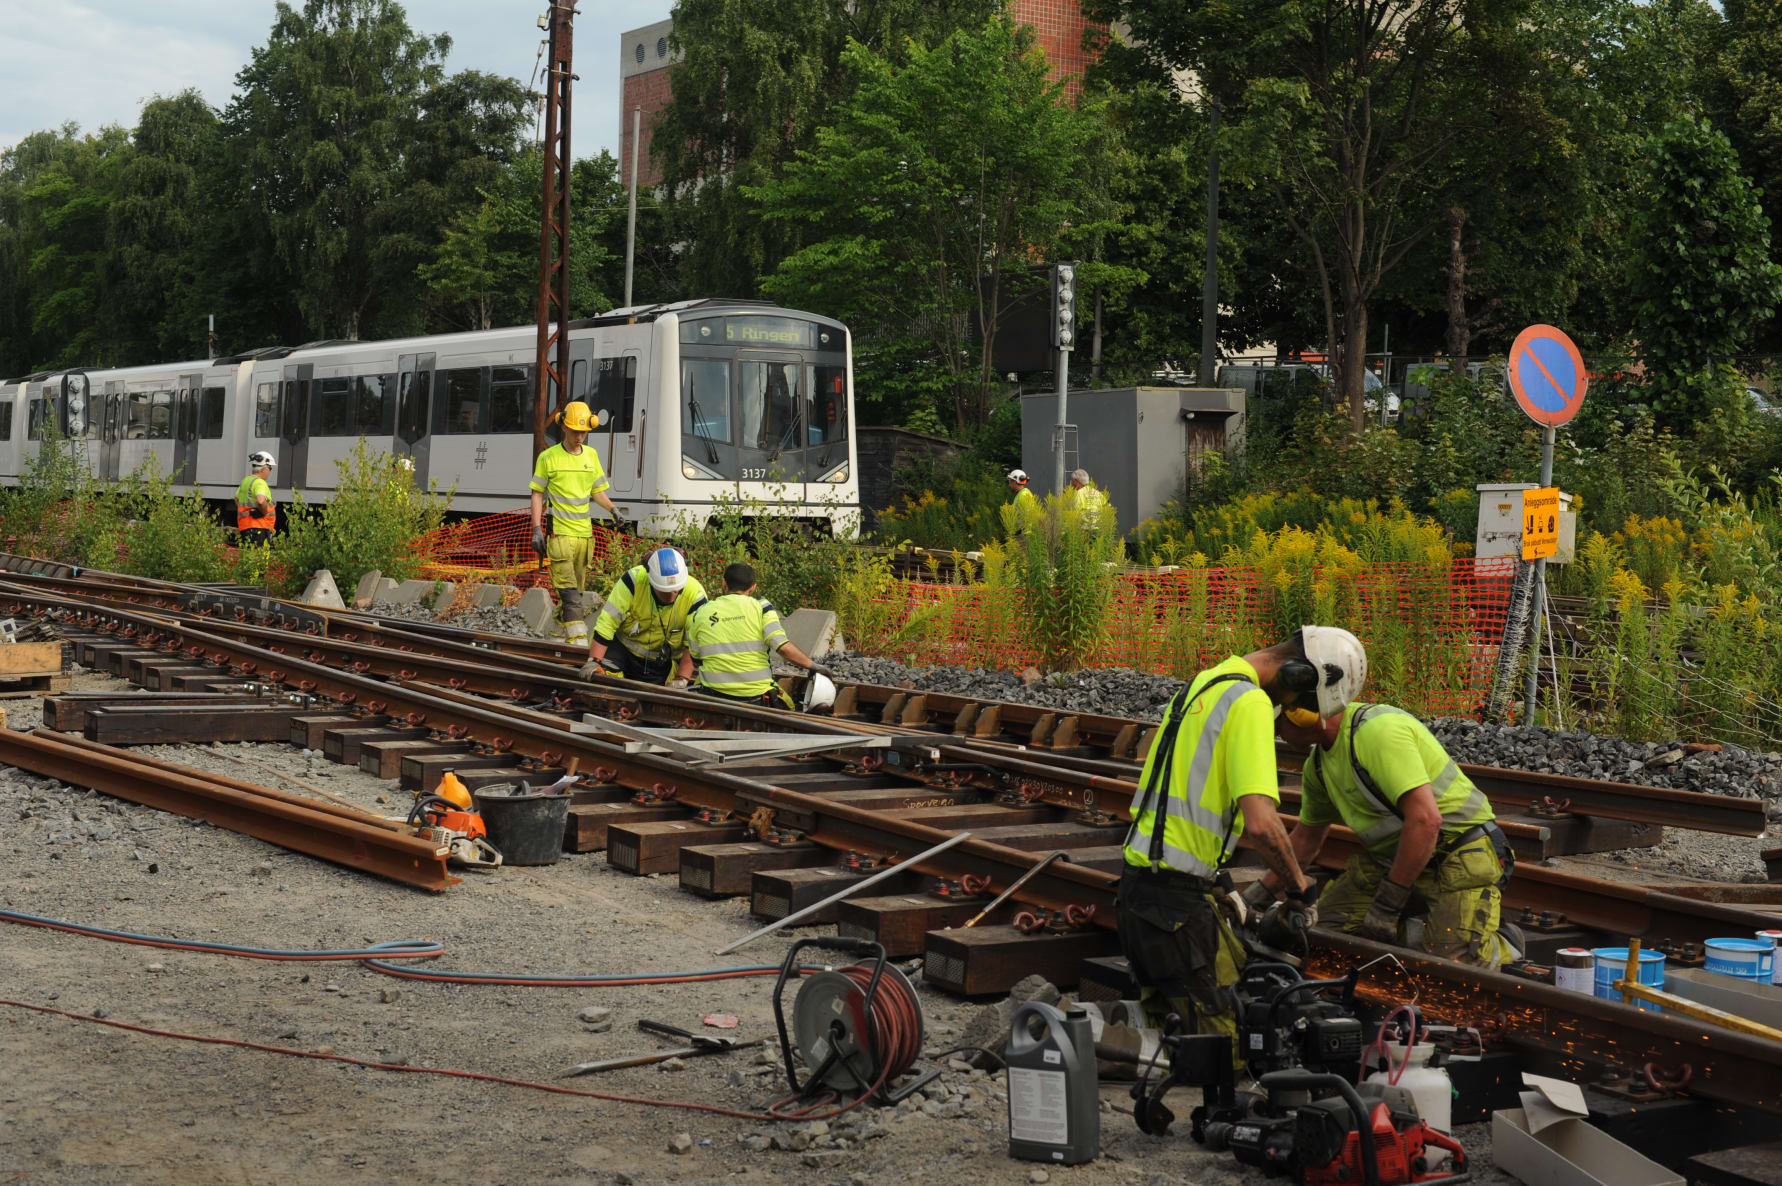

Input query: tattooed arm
[1239,794,1314,896]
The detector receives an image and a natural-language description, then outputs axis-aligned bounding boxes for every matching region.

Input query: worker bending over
[1119,626,1367,1055]
[236,451,277,547]
[1005,468,1042,536]
[529,401,619,645]
[1252,701,1518,967]
[580,547,707,685]
[685,563,834,710]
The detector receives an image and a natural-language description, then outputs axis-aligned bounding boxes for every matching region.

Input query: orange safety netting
[413,508,639,590]
[859,558,1519,719]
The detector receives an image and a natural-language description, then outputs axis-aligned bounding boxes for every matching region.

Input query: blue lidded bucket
[1592,947,1665,1012]
[1704,938,1775,982]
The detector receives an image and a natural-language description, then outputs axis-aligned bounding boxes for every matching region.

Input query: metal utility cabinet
[1018,386,1245,539]
[1475,483,1578,564]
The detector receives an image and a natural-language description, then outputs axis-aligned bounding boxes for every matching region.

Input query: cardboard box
[1492,1075,1683,1186]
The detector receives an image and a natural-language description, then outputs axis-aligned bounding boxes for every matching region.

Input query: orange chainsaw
[407,793,502,870]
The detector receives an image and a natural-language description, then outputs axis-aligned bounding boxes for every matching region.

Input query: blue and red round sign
[1508,324,1588,428]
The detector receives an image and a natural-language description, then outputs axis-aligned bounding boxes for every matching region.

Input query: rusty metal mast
[532,2,576,460]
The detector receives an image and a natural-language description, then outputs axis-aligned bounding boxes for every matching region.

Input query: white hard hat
[248,450,277,469]
[803,671,837,713]
[646,546,688,595]
[1300,625,1368,718]
[1007,468,1028,484]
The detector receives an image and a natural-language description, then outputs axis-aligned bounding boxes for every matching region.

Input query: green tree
[1626,116,1782,427]
[655,0,997,299]
[749,17,1122,430]
[20,126,132,368]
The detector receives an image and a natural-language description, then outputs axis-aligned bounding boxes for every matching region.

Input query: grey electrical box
[1019,387,1245,539]
[1475,483,1577,564]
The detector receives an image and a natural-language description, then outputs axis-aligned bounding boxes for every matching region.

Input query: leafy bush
[271,441,452,595]
[874,457,1009,551]
[665,485,856,615]
[1007,493,1121,671]
[120,462,234,582]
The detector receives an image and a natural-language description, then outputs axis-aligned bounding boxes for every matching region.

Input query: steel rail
[0,728,456,891]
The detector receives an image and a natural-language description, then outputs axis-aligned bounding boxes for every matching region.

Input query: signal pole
[533,2,576,461]
[1051,262,1078,494]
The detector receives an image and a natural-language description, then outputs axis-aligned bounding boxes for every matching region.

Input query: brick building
[617,3,1101,189]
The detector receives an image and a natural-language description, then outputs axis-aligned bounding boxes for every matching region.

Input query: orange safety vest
[236,475,275,531]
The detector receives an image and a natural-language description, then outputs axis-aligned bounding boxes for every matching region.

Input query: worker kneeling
[1255,702,1519,967]
[685,562,835,711]
[579,547,706,685]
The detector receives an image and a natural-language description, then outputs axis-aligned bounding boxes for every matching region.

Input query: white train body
[0,300,862,537]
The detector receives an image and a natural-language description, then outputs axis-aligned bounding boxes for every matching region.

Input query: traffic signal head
[1052,262,1078,350]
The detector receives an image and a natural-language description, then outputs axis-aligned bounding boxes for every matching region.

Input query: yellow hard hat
[558,401,598,432]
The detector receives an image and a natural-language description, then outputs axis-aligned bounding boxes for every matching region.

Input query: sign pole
[1522,425,1556,721]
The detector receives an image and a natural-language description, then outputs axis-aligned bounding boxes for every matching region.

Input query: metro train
[0,299,863,537]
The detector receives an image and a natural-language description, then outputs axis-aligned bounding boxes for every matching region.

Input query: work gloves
[807,662,839,680]
[1257,886,1319,953]
[666,678,690,690]
[578,656,622,681]
[1240,880,1275,914]
[1359,876,1414,944]
[531,527,548,559]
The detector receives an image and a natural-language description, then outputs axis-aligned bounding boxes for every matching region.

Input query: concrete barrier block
[783,608,842,660]
[388,579,432,605]
[518,586,556,632]
[301,569,346,610]
[430,582,458,613]
[372,577,400,604]
[353,569,383,607]
[472,584,504,608]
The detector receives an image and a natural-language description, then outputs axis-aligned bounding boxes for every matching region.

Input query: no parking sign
[1508,324,1588,428]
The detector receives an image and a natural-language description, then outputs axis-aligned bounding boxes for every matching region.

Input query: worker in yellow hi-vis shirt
[529,401,620,645]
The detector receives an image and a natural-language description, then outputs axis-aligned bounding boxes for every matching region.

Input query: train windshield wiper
[769,403,802,463]
[687,398,720,465]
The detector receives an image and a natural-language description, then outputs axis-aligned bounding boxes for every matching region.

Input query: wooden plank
[565,801,686,853]
[836,894,1014,958]
[291,714,378,750]
[0,641,66,676]
[769,772,911,790]
[83,706,298,745]
[48,693,261,732]
[455,765,569,797]
[963,821,1128,852]
[143,665,223,692]
[607,819,749,875]
[679,841,828,898]
[885,804,1052,830]
[921,925,1121,995]
[167,673,245,691]
[322,726,425,766]
[97,647,163,677]
[358,738,471,781]
[123,653,185,686]
[0,673,71,699]
[749,865,922,924]
[399,752,524,794]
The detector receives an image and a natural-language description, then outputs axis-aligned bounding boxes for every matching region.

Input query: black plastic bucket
[472,783,571,866]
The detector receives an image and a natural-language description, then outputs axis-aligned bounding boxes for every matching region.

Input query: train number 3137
[741,468,768,480]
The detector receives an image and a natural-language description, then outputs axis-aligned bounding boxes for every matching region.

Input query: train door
[276,363,312,490]
[0,386,19,484]
[395,352,435,486]
[596,349,642,499]
[99,382,123,480]
[172,373,200,487]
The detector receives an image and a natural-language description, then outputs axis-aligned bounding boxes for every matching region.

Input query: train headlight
[820,464,848,484]
[683,462,699,479]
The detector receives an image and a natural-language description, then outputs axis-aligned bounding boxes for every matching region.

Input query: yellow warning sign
[1522,487,1560,560]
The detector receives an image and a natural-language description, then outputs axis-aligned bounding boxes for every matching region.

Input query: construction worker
[1067,468,1107,531]
[1119,626,1367,1056]
[579,547,708,685]
[1005,468,1042,536]
[529,402,619,645]
[685,562,834,710]
[1254,702,1520,967]
[235,451,277,547]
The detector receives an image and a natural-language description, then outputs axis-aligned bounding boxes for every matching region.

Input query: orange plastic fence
[861,558,1518,718]
[414,508,631,588]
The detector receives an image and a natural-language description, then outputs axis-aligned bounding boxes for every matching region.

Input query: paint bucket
[1554,947,1595,995]
[1591,947,1665,1012]
[1704,938,1775,982]
[1757,931,1782,986]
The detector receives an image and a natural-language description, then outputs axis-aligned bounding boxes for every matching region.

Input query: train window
[439,368,484,434]
[593,357,636,433]
[488,366,533,434]
[810,365,849,444]
[27,396,51,440]
[149,391,174,439]
[354,374,394,434]
[200,388,225,439]
[177,388,197,441]
[281,380,308,443]
[681,359,731,443]
[570,359,588,401]
[737,361,801,451]
[124,392,152,440]
[255,383,279,437]
[0,400,12,441]
[312,379,352,436]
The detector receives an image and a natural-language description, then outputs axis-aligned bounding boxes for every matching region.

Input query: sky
[0,0,676,161]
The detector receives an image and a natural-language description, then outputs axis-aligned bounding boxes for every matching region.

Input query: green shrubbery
[271,441,452,596]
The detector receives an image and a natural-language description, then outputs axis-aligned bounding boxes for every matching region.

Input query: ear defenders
[1280,656,1320,693]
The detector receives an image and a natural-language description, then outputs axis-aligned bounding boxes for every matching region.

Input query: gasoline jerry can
[1004,1001,1100,1165]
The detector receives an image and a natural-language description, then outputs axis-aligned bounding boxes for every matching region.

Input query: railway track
[3,557,1781,1114]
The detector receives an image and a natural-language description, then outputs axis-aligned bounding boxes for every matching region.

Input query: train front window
[682,359,731,445]
[810,365,848,446]
[738,361,801,455]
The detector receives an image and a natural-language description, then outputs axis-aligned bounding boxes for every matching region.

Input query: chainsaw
[407,793,502,870]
